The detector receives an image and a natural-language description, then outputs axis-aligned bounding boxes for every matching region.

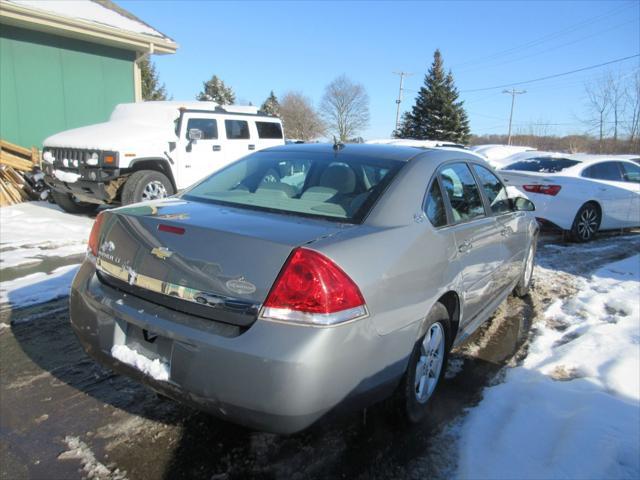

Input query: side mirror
[188,128,203,142]
[513,197,535,212]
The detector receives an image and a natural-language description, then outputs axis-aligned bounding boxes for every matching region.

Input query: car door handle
[212,145,221,152]
[458,241,472,254]
[501,227,510,237]
[248,144,255,150]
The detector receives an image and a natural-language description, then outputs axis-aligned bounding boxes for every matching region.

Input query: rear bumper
[70,261,412,434]
[514,190,576,231]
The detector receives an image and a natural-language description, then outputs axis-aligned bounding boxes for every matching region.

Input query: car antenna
[333,136,345,151]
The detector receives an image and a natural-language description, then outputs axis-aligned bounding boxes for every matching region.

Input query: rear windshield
[183,151,404,223]
[503,157,580,173]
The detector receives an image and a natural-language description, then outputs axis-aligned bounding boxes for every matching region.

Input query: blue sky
[121,0,639,139]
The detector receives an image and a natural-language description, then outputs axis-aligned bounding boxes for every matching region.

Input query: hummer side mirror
[188,128,203,142]
[186,128,203,152]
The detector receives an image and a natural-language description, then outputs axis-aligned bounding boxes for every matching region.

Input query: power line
[456,18,637,75]
[461,54,639,93]
[451,2,634,70]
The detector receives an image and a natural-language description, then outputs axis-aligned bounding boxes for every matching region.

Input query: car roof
[264,142,435,161]
[263,142,491,165]
[565,153,640,164]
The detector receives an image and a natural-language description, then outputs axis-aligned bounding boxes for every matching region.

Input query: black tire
[569,202,601,242]
[514,239,537,297]
[121,170,174,205]
[50,190,99,215]
[394,302,451,424]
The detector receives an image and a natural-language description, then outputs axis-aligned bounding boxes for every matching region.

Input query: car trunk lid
[95,199,352,327]
[499,170,558,187]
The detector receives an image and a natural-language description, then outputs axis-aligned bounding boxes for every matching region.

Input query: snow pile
[0,264,80,310]
[53,169,81,184]
[456,254,640,479]
[0,202,93,268]
[8,0,168,39]
[111,345,170,382]
[59,435,127,480]
[470,144,536,167]
[0,202,93,309]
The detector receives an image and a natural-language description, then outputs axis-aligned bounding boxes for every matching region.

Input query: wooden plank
[0,184,12,207]
[0,151,33,171]
[8,180,26,202]
[0,166,24,185]
[0,139,31,157]
[2,167,25,186]
[31,146,40,166]
[0,180,20,204]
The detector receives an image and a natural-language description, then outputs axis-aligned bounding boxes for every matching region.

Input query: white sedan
[499,155,640,241]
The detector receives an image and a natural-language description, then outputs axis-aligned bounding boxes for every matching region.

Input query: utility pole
[502,88,526,145]
[393,71,413,133]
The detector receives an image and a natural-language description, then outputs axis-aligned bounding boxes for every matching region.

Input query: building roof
[0,0,177,54]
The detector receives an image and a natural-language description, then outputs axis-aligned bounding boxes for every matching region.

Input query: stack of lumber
[0,140,40,206]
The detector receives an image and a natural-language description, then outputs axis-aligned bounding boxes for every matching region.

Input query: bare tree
[320,75,370,142]
[625,70,640,146]
[607,71,626,143]
[584,75,612,152]
[279,91,325,141]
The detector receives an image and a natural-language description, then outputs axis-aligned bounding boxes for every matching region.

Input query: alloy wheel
[142,181,168,201]
[414,322,446,404]
[577,206,599,240]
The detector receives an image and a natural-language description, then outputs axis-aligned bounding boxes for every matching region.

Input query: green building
[0,0,177,148]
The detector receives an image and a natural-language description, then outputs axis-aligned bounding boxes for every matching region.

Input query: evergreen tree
[261,90,280,116]
[396,49,470,143]
[140,57,167,101]
[196,75,236,104]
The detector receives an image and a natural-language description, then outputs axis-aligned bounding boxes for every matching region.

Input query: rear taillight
[261,248,367,325]
[88,212,105,257]
[522,184,561,196]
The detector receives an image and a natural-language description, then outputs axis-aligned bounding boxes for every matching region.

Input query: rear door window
[472,164,512,215]
[439,163,486,223]
[225,120,250,139]
[424,180,447,227]
[256,121,283,139]
[582,162,623,181]
[619,162,640,183]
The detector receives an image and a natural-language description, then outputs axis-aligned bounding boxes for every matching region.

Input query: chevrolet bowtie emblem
[151,246,173,260]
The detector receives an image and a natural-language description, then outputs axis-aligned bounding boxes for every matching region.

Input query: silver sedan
[70,143,538,433]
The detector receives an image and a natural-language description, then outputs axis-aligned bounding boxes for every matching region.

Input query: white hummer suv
[42,101,284,213]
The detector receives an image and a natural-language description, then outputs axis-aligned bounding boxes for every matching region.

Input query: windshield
[183,151,404,223]
[503,157,580,173]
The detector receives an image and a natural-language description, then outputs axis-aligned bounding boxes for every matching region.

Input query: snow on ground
[111,345,170,381]
[0,202,93,268]
[0,264,80,311]
[58,436,128,480]
[456,254,640,480]
[0,202,93,309]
